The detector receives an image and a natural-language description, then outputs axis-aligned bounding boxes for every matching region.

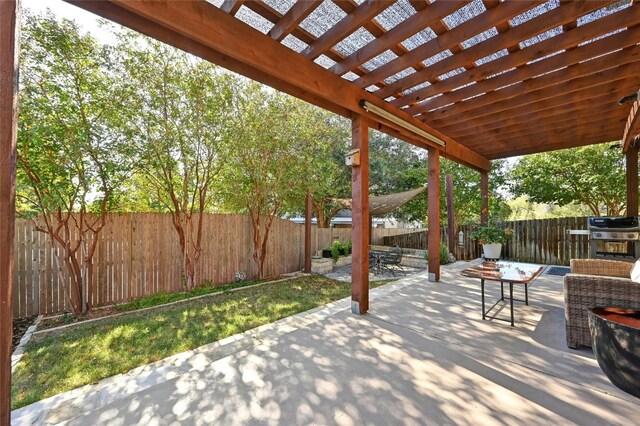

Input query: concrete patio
[12,260,640,425]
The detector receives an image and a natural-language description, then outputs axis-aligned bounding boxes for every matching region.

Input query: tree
[305,114,351,228]
[118,34,234,290]
[223,84,320,279]
[364,131,431,224]
[367,134,511,226]
[510,143,626,217]
[17,12,132,314]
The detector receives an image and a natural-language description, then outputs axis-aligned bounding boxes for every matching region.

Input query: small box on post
[345,149,360,166]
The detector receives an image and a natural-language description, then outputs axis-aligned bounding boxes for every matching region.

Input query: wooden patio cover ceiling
[69,0,640,170]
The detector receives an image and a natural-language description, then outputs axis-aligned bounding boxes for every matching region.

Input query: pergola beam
[0,1,19,424]
[66,0,490,172]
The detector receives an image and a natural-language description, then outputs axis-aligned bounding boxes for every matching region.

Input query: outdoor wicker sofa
[564,258,640,349]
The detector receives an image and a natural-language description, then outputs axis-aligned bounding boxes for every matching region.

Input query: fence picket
[13,214,595,318]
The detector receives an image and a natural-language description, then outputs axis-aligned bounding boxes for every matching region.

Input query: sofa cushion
[631,259,640,283]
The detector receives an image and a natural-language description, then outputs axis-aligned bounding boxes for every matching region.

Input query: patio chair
[369,250,381,275]
[564,258,640,349]
[380,246,406,277]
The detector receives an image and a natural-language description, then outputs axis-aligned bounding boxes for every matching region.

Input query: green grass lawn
[12,275,392,409]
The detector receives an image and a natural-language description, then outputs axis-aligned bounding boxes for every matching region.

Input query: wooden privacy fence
[13,214,415,318]
[384,217,590,266]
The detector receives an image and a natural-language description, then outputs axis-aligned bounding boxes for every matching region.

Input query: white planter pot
[482,243,502,260]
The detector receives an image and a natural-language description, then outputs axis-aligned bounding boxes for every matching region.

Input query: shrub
[469,225,514,245]
[440,244,450,264]
[324,240,352,261]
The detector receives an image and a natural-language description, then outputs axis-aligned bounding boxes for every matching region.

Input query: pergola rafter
[302,0,390,60]
[398,6,640,113]
[330,0,461,76]
[408,28,640,114]
[268,1,321,42]
[384,0,612,103]
[355,0,540,91]
[433,67,640,130]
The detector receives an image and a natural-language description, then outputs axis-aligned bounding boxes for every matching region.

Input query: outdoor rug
[545,266,571,277]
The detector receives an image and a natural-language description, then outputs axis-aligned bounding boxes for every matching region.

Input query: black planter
[588,307,640,398]
[321,249,332,259]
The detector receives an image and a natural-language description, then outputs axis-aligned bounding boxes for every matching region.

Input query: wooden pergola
[2,1,640,422]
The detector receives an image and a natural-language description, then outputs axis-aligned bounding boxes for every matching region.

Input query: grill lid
[588,216,640,229]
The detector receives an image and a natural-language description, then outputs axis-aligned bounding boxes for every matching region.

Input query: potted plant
[470,225,514,260]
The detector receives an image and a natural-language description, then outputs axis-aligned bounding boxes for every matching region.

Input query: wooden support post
[446,174,455,256]
[428,148,440,282]
[0,2,19,425]
[304,189,312,273]
[626,145,638,217]
[351,114,369,314]
[480,171,489,226]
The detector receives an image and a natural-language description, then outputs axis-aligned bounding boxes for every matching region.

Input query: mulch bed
[12,316,37,351]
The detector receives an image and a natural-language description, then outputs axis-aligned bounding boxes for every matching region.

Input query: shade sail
[331,185,426,216]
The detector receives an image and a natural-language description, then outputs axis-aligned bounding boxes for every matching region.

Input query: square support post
[0,1,20,424]
[304,188,312,273]
[446,174,455,256]
[428,148,440,282]
[351,114,369,314]
[626,145,638,217]
[480,171,489,226]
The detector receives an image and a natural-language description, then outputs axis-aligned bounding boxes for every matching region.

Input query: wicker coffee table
[461,261,544,326]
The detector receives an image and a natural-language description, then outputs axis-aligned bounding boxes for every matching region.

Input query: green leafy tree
[376,143,511,225]
[367,131,430,223]
[17,12,132,314]
[306,114,351,228]
[223,84,320,278]
[510,143,626,217]
[118,34,234,290]
[508,195,592,220]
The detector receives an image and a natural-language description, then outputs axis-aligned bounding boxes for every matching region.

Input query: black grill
[588,216,640,261]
